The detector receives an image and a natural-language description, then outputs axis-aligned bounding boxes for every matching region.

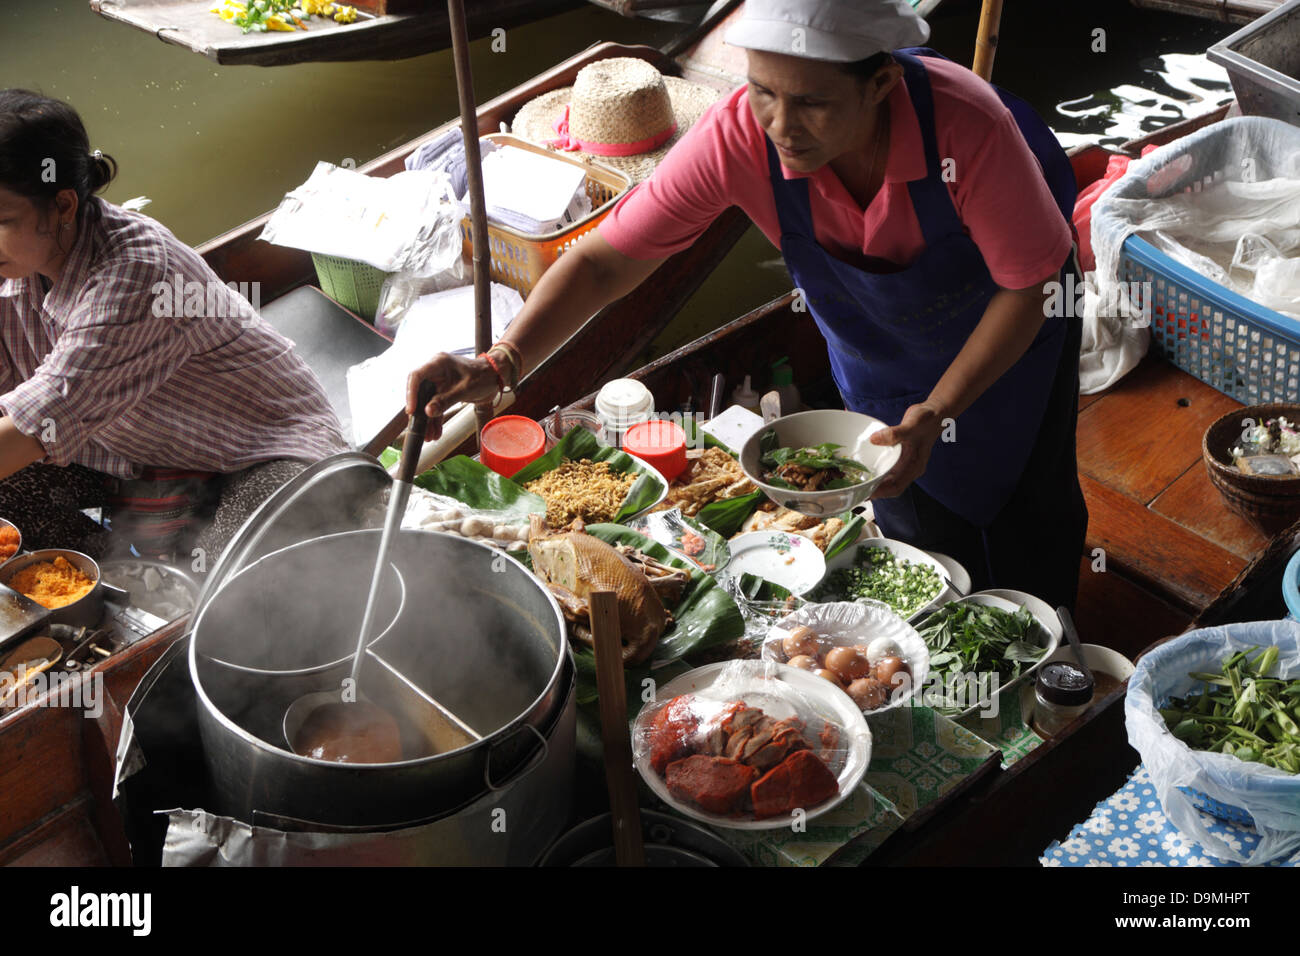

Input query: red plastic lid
[623,420,688,483]
[480,415,546,476]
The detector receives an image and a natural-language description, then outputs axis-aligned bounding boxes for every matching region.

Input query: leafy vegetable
[916,601,1047,717]
[813,545,943,618]
[758,429,872,487]
[511,425,665,523]
[1159,645,1300,773]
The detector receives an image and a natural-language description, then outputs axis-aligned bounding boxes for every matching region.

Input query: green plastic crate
[311,253,391,321]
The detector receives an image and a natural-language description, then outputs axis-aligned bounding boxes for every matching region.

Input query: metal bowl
[0,548,103,628]
[0,517,21,569]
[740,410,901,516]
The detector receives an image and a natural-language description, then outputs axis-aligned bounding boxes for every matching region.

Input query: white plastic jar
[595,378,654,448]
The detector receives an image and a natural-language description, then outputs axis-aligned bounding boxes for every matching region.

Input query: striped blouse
[0,200,346,478]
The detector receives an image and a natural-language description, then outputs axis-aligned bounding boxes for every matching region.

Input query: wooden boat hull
[88,0,583,67]
[1128,0,1284,24]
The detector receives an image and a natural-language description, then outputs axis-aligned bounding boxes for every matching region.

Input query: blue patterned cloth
[1040,765,1300,867]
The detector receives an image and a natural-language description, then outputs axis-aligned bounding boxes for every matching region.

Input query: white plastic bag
[1092,116,1300,324]
[1125,621,1300,864]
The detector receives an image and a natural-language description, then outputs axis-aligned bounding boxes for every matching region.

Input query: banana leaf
[510,426,666,523]
[696,489,766,537]
[381,450,545,519]
[569,523,745,704]
[824,511,868,559]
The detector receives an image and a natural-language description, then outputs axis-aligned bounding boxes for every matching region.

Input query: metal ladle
[283,383,433,761]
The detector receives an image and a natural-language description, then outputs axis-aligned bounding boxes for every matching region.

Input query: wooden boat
[1128,0,1285,23]
[0,72,1274,867]
[587,0,946,19]
[88,0,582,67]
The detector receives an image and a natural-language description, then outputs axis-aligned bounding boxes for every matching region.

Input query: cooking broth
[293,700,405,764]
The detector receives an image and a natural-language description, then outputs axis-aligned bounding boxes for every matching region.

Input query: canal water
[2,0,1238,369]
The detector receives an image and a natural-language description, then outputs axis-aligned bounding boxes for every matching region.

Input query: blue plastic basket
[1178,786,1256,827]
[1285,547,1300,621]
[1121,236,1300,404]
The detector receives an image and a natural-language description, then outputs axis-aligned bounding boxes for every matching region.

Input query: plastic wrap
[1125,622,1300,864]
[1092,116,1300,322]
[632,659,870,829]
[402,486,530,552]
[763,601,929,714]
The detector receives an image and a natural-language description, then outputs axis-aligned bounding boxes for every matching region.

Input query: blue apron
[769,49,1077,529]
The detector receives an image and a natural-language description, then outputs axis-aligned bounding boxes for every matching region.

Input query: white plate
[719,531,826,596]
[926,550,970,596]
[633,660,872,831]
[820,537,961,621]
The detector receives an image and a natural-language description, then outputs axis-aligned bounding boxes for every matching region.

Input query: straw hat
[510,58,721,184]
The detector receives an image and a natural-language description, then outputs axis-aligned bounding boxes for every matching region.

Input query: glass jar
[1031,661,1095,738]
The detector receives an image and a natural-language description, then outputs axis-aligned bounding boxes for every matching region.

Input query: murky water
[1,0,1246,371]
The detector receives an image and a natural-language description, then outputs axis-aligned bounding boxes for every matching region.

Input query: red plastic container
[623,420,688,483]
[480,415,546,477]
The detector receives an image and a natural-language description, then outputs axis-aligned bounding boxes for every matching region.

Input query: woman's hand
[404,353,500,441]
[868,400,947,499]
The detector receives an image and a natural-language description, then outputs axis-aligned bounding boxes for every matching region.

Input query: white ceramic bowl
[739,410,901,517]
[819,537,960,622]
[764,600,930,714]
[632,660,871,831]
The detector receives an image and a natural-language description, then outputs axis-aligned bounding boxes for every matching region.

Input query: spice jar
[1031,661,1095,739]
[595,379,654,448]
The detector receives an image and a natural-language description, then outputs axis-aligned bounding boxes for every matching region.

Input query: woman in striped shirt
[0,90,346,561]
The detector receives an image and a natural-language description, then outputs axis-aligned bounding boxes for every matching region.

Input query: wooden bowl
[1203,403,1300,534]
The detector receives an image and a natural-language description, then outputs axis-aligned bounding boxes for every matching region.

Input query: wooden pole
[972,0,1004,82]
[446,0,495,439]
[589,590,645,867]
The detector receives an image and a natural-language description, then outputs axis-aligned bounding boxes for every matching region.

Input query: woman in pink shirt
[0,91,346,560]
[410,0,1088,609]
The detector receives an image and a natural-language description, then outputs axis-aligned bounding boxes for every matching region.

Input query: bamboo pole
[446,0,494,439]
[972,0,1004,82]
[590,590,646,867]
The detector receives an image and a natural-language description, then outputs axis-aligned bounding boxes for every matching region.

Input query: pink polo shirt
[600,56,1072,291]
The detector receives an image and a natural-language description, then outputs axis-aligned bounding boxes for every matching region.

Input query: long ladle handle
[349,382,435,687]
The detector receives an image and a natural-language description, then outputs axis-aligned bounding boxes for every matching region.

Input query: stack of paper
[478,146,590,234]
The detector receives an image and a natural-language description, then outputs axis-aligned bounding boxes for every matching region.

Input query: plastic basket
[1178,786,1256,826]
[1120,236,1300,404]
[311,253,391,322]
[460,133,630,298]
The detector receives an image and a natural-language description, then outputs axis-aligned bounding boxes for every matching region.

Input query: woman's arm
[869,276,1056,499]
[0,417,49,481]
[405,232,667,438]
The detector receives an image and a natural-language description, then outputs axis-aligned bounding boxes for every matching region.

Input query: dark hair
[841,51,893,81]
[0,89,117,228]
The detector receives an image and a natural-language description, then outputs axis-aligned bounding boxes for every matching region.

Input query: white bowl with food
[633,660,871,831]
[814,537,959,622]
[763,600,930,714]
[913,591,1061,719]
[739,410,901,517]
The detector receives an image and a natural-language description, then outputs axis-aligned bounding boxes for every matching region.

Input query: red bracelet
[479,351,506,393]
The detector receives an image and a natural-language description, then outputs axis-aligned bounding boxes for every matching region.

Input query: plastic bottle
[731,375,761,414]
[771,357,801,414]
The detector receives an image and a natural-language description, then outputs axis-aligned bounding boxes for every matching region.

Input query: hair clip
[92,149,102,160]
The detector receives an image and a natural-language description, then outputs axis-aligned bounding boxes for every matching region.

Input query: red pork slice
[666,755,758,815]
[750,750,839,819]
[649,696,700,775]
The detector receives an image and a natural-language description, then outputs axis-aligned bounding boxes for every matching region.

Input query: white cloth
[724,0,929,62]
[345,283,523,446]
[1079,269,1151,394]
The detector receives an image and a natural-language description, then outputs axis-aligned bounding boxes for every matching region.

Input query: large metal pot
[189,528,569,828]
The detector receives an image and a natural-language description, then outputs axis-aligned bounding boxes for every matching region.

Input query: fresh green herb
[758,429,872,488]
[812,545,943,618]
[916,601,1046,716]
[1159,645,1300,773]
